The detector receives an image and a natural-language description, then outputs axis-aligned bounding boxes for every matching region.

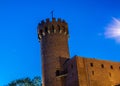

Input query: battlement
[37,18,69,40]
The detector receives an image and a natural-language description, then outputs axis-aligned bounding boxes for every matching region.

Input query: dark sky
[0,0,120,85]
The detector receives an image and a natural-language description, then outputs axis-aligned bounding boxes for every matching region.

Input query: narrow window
[56,70,60,76]
[109,72,111,77]
[90,63,93,67]
[57,25,60,32]
[92,71,94,75]
[101,64,104,68]
[110,65,113,69]
[51,25,54,33]
[119,66,120,70]
[40,30,43,35]
[45,27,48,33]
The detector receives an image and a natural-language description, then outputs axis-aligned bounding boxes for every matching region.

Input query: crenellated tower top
[37,18,69,40]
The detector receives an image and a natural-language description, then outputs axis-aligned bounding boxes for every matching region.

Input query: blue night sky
[0,0,120,85]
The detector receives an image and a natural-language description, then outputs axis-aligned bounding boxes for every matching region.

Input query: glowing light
[105,17,120,43]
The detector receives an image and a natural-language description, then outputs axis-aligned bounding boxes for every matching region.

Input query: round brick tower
[37,18,70,86]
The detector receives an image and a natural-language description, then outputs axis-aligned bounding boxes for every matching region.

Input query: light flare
[104,17,120,43]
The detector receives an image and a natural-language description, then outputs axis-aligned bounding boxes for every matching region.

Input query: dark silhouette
[7,76,42,86]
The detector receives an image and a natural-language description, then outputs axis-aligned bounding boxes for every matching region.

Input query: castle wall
[76,56,120,86]
[65,56,120,86]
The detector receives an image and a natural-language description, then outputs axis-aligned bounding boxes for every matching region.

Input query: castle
[37,18,120,86]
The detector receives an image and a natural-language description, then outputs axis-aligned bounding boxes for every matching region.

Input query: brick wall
[66,56,120,86]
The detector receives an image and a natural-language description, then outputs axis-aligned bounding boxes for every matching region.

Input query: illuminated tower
[38,18,70,86]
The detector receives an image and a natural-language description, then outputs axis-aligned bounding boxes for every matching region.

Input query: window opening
[90,63,93,67]
[92,71,94,75]
[110,65,113,69]
[101,64,104,68]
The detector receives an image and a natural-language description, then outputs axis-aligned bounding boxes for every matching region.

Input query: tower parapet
[38,18,69,40]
